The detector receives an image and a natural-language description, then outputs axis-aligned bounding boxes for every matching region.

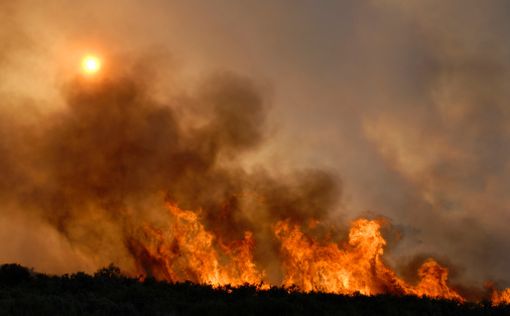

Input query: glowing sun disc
[81,55,102,74]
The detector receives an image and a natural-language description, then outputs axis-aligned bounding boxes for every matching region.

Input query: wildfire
[274,219,395,295]
[491,287,510,306]
[126,202,509,304]
[411,259,463,301]
[128,203,264,287]
[275,219,463,301]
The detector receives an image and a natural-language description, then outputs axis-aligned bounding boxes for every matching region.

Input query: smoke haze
[0,0,509,290]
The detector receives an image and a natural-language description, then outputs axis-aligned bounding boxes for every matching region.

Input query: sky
[0,0,510,288]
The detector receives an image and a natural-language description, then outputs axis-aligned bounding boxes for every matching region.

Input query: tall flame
[412,259,463,301]
[124,202,510,304]
[274,219,395,295]
[491,287,510,306]
[128,203,264,287]
[275,219,462,301]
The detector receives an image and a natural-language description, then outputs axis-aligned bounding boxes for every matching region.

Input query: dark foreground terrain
[0,263,508,316]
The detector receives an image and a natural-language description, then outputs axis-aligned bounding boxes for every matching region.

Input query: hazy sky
[1,0,510,288]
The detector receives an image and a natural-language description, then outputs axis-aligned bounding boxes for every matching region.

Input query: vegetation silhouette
[0,263,508,315]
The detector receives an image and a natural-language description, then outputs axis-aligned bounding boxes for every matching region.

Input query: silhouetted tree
[0,263,509,316]
[0,263,32,286]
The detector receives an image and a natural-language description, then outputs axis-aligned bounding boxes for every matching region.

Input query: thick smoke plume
[0,66,339,281]
[1,67,506,302]
[1,0,510,303]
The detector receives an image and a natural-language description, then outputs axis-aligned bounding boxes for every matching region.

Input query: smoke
[356,0,510,287]
[1,0,510,290]
[0,61,340,278]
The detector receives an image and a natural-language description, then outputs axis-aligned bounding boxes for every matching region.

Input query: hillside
[1,264,509,316]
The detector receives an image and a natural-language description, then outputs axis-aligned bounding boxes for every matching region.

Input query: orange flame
[412,259,463,301]
[128,203,264,287]
[274,218,399,295]
[275,219,462,300]
[491,288,510,306]
[124,203,510,303]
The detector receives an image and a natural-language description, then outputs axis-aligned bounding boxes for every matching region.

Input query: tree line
[0,263,508,316]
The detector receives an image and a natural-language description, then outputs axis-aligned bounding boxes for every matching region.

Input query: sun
[81,55,102,74]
